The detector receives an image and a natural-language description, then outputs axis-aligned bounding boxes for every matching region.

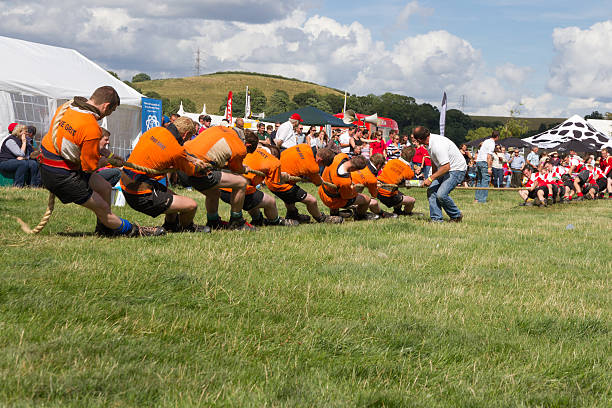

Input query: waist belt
[41,148,79,171]
[322,184,341,198]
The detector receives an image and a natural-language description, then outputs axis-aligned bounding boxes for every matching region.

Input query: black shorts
[41,165,92,205]
[577,170,590,184]
[527,186,547,199]
[596,178,607,191]
[270,185,308,204]
[377,192,404,208]
[563,179,575,190]
[187,170,222,192]
[220,189,264,211]
[123,182,174,217]
[583,183,599,194]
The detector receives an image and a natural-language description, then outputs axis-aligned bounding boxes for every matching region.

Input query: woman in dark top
[0,124,41,187]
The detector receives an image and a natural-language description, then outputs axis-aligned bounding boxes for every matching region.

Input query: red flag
[225,91,233,123]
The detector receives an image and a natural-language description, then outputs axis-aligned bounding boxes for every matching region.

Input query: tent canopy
[465,136,488,147]
[497,137,533,148]
[524,114,610,149]
[554,139,599,154]
[264,106,353,127]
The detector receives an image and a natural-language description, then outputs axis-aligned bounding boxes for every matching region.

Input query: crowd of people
[6,86,610,237]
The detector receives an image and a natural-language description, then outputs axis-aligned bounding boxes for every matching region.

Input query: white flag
[343,90,347,114]
[439,91,447,137]
[244,86,251,119]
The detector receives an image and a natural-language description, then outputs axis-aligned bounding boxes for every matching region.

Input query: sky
[1,0,611,117]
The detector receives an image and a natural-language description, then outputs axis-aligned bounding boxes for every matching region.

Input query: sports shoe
[534,198,546,207]
[229,217,256,231]
[264,217,299,226]
[250,216,265,227]
[378,211,399,219]
[126,225,167,237]
[94,220,115,237]
[286,212,311,224]
[449,215,463,223]
[316,213,344,224]
[162,219,181,233]
[354,212,380,221]
[546,197,553,205]
[574,195,584,202]
[206,218,230,230]
[180,223,211,233]
[337,209,354,218]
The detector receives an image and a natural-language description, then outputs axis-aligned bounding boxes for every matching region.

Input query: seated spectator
[96,128,124,187]
[0,124,41,187]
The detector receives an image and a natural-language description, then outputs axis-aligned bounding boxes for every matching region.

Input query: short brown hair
[244,130,259,153]
[350,155,367,170]
[412,126,430,142]
[90,86,120,109]
[173,117,197,138]
[400,146,416,162]
[316,147,335,167]
[370,153,385,168]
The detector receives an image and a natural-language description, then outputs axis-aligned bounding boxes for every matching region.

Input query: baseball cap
[8,122,17,133]
[290,113,303,122]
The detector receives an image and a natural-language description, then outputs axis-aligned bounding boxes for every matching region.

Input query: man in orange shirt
[40,86,163,237]
[219,132,297,226]
[120,117,209,233]
[183,126,254,230]
[267,144,343,223]
[377,147,417,215]
[350,153,398,218]
[318,153,378,220]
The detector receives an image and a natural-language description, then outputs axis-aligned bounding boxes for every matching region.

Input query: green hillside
[470,115,565,131]
[136,72,344,115]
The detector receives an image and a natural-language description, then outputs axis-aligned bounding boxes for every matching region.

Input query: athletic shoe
[250,217,265,227]
[94,221,115,237]
[316,213,344,224]
[354,212,380,221]
[534,198,546,207]
[180,223,211,233]
[206,218,230,230]
[126,225,167,237]
[449,215,463,223]
[337,209,354,218]
[378,211,399,219]
[574,196,584,202]
[546,197,553,205]
[286,212,311,224]
[162,219,181,232]
[264,217,299,226]
[229,217,256,231]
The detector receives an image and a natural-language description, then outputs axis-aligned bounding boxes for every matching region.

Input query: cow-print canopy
[524,115,611,149]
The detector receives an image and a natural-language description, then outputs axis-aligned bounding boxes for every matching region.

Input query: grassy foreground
[0,186,611,407]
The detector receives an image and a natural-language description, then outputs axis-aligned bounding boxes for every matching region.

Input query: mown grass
[0,186,611,407]
[138,73,343,115]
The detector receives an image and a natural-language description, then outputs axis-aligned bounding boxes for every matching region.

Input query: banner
[141,97,162,133]
[439,91,447,137]
[225,91,233,123]
[244,87,251,119]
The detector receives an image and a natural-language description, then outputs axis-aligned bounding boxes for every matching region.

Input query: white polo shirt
[427,133,468,172]
[274,121,297,148]
[475,137,495,162]
[339,131,351,154]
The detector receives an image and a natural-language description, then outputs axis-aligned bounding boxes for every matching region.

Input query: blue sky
[1,0,611,117]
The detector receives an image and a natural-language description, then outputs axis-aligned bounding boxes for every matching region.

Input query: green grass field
[1,186,611,407]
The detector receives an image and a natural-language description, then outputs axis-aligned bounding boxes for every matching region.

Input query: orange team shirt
[268,144,322,192]
[318,153,356,208]
[41,105,102,172]
[184,126,246,173]
[377,158,414,197]
[221,148,281,195]
[351,167,378,197]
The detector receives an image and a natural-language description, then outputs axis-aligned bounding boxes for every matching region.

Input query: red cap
[8,123,17,133]
[290,113,303,122]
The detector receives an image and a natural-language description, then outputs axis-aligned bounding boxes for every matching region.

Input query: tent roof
[524,114,610,149]
[555,139,600,154]
[465,136,488,147]
[497,137,533,148]
[264,106,353,127]
[0,36,143,106]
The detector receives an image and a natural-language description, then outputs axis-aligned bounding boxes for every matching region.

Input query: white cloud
[495,63,533,85]
[547,20,612,101]
[396,1,434,25]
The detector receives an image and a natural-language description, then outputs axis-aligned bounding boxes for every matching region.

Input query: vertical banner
[439,91,447,137]
[342,90,347,114]
[141,97,162,133]
[244,86,251,119]
[225,91,233,124]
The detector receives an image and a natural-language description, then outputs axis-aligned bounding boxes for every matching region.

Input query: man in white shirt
[339,127,355,154]
[415,126,467,222]
[274,113,303,150]
[474,130,499,203]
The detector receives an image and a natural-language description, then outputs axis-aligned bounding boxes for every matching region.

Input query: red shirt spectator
[412,145,431,166]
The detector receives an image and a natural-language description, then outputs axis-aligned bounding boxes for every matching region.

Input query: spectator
[255,122,270,143]
[527,146,540,168]
[96,128,124,187]
[466,159,477,187]
[491,145,505,187]
[274,114,302,150]
[270,122,281,141]
[0,124,41,187]
[411,135,431,180]
[369,130,386,159]
[386,133,402,160]
[295,124,305,144]
[170,113,180,123]
[474,130,499,203]
[508,148,526,187]
[198,115,212,134]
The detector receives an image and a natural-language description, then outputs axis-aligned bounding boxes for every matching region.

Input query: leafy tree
[123,81,141,93]
[163,98,196,116]
[267,90,298,115]
[444,109,472,145]
[306,98,332,113]
[605,112,612,120]
[218,88,267,117]
[107,71,120,79]
[584,111,604,120]
[132,73,152,83]
[293,90,320,107]
[466,127,494,141]
[414,103,440,133]
[497,107,528,138]
[323,94,345,114]
[143,90,162,99]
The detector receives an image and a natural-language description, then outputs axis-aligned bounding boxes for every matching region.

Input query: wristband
[427,176,433,182]
[108,152,114,159]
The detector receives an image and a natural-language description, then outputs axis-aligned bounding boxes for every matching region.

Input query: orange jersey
[377,158,414,197]
[318,153,356,209]
[221,148,281,195]
[184,126,246,173]
[268,144,321,192]
[121,126,196,194]
[41,105,102,172]
[351,167,378,197]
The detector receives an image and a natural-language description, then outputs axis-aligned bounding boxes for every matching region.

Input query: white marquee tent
[0,35,144,157]
[524,114,611,149]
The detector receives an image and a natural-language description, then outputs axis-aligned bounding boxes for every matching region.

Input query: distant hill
[136,72,344,115]
[470,115,565,131]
